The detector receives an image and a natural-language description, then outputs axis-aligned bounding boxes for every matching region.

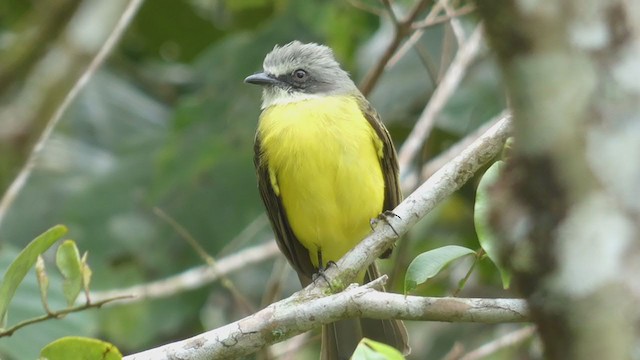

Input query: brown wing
[357,96,402,210]
[358,96,402,258]
[254,135,316,285]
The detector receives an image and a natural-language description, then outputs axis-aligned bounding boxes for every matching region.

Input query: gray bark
[475,1,640,358]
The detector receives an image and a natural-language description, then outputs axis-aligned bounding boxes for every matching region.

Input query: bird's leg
[371,211,402,258]
[312,249,334,290]
[370,210,401,236]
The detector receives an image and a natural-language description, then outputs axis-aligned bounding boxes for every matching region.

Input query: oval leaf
[352,338,405,360]
[404,245,475,294]
[0,225,67,326]
[40,336,122,360]
[474,160,511,289]
[35,256,50,312]
[80,252,92,296]
[56,240,83,306]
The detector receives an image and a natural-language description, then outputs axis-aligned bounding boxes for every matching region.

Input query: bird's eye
[293,69,307,80]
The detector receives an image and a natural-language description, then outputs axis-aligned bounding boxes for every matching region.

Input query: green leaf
[80,252,92,297]
[352,338,405,360]
[475,160,511,289]
[35,256,51,313]
[0,225,67,326]
[0,249,95,359]
[56,240,83,306]
[404,245,476,294]
[40,336,122,360]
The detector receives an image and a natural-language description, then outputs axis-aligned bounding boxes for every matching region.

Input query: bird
[245,41,409,360]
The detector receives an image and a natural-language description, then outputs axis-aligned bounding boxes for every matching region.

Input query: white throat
[261,88,323,109]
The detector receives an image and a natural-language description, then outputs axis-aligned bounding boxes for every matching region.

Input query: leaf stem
[0,295,131,338]
[453,249,484,297]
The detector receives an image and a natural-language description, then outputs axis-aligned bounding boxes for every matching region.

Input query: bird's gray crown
[261,41,357,96]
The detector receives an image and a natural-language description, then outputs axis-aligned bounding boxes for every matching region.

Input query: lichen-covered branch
[124,278,527,360]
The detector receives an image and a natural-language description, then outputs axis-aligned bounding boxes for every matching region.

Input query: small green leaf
[404,245,476,294]
[40,336,122,360]
[475,160,511,289]
[80,252,92,297]
[0,225,67,326]
[35,256,51,313]
[352,338,405,360]
[56,240,83,306]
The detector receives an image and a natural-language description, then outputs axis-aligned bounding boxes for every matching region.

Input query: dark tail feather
[321,319,362,360]
[361,263,410,354]
[320,263,410,359]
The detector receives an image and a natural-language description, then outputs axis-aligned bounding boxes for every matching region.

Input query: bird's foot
[370,210,401,236]
[312,261,337,291]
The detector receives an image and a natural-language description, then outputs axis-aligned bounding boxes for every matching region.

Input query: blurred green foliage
[0,0,525,359]
[0,248,95,359]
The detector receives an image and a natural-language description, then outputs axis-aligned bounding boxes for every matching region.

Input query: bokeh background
[0,0,527,358]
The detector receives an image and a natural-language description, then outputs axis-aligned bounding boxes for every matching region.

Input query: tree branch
[124,277,527,360]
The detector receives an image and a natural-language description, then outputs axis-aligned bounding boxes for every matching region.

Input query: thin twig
[217,214,269,257]
[442,2,469,45]
[397,24,483,170]
[387,0,450,69]
[90,241,279,304]
[153,208,213,265]
[458,326,537,360]
[381,0,401,27]
[272,333,314,360]
[260,257,288,308]
[90,213,272,306]
[153,208,256,314]
[0,295,131,338]
[413,41,441,85]
[438,20,457,81]
[0,0,146,228]
[442,343,466,360]
[359,0,432,96]
[411,4,476,29]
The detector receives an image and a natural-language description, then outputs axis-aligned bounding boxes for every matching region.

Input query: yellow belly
[258,95,385,268]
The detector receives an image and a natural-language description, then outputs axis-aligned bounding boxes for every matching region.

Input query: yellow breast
[257,95,385,268]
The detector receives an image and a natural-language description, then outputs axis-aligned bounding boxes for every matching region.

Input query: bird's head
[244,41,357,108]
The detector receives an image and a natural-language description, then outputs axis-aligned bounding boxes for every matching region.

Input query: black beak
[244,72,279,86]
